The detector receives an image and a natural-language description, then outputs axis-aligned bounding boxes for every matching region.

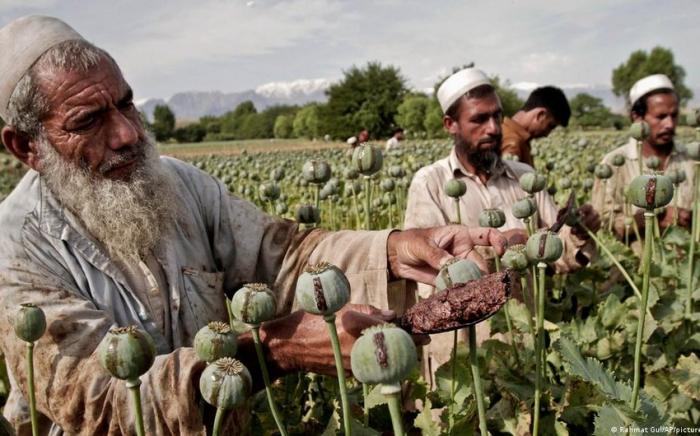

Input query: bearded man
[0,16,508,435]
[592,74,695,238]
[403,68,600,386]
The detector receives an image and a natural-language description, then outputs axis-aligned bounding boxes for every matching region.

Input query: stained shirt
[501,116,534,167]
[0,157,394,436]
[591,138,696,235]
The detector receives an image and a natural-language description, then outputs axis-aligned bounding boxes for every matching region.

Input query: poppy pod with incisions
[630,121,651,141]
[628,173,674,210]
[194,322,238,363]
[302,160,331,184]
[199,357,252,410]
[97,326,156,381]
[502,244,529,272]
[231,283,277,326]
[526,231,564,263]
[296,262,350,316]
[352,143,383,177]
[435,258,482,291]
[350,324,417,386]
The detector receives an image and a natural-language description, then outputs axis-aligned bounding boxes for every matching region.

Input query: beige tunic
[591,138,697,236]
[403,149,593,384]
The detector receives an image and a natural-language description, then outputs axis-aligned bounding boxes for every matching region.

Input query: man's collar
[504,116,531,141]
[448,148,514,180]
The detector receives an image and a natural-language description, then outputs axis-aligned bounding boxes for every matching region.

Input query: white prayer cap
[0,15,86,122]
[629,74,674,107]
[437,68,491,114]
[347,136,357,145]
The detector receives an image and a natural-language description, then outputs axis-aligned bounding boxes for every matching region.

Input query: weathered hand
[260,304,428,377]
[387,224,507,284]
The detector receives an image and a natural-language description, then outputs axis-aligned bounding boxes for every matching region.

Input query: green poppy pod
[586,163,596,174]
[577,138,589,148]
[479,208,506,228]
[435,258,482,291]
[628,173,674,210]
[194,322,238,363]
[630,121,651,141]
[519,172,546,194]
[558,177,572,190]
[645,156,661,170]
[275,202,288,215]
[666,169,686,185]
[624,216,635,227]
[594,164,613,180]
[97,326,156,381]
[388,165,406,178]
[444,178,467,198]
[199,358,252,410]
[296,262,350,316]
[270,167,285,182]
[259,183,280,202]
[525,231,564,263]
[350,324,418,385]
[14,303,46,343]
[231,283,277,327]
[611,154,626,167]
[352,143,383,177]
[501,244,529,272]
[302,160,331,184]
[380,178,395,192]
[382,192,397,206]
[546,161,555,171]
[295,204,319,224]
[343,167,360,180]
[583,178,594,191]
[512,196,537,219]
[686,142,700,161]
[563,164,574,174]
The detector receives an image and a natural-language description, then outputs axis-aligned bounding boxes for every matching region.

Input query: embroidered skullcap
[0,15,85,121]
[437,68,491,114]
[629,74,674,107]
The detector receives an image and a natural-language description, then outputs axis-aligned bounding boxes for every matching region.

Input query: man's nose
[106,110,139,150]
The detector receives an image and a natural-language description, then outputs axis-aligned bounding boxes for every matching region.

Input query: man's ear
[631,111,643,122]
[443,115,458,136]
[534,107,548,122]
[2,126,41,171]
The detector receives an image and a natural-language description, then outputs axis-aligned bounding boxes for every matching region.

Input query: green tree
[396,93,430,138]
[612,46,693,107]
[569,93,619,129]
[491,76,524,118]
[293,104,320,140]
[274,115,294,139]
[318,62,408,140]
[261,105,299,139]
[173,123,206,143]
[152,104,175,141]
[424,98,445,139]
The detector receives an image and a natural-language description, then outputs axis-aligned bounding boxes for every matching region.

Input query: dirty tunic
[501,117,534,168]
[0,157,393,436]
[403,149,593,384]
[591,138,696,236]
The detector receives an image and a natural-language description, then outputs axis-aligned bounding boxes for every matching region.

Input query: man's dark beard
[455,134,503,174]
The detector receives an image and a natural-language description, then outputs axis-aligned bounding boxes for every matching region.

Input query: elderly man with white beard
[0,15,509,436]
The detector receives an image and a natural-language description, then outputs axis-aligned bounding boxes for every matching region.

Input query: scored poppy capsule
[302,160,331,184]
[259,183,280,202]
[479,208,506,229]
[199,357,252,410]
[629,121,651,141]
[444,178,467,198]
[97,326,156,381]
[352,143,383,177]
[628,173,674,210]
[14,303,46,343]
[294,204,319,224]
[512,196,538,219]
[350,324,418,386]
[519,172,546,194]
[295,262,351,317]
[230,283,277,327]
[525,231,564,264]
[194,321,238,364]
[435,258,482,291]
[501,244,530,272]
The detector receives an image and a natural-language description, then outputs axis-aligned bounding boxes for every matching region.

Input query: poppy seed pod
[686,142,700,161]
[435,258,482,291]
[14,303,46,343]
[97,326,156,381]
[628,173,674,210]
[199,357,252,410]
[350,324,417,385]
[270,167,285,182]
[259,183,280,201]
[526,231,563,263]
[444,178,467,198]
[479,208,506,228]
[583,178,594,190]
[594,164,613,180]
[343,167,360,180]
[611,154,626,167]
[666,169,686,185]
[231,283,277,326]
[380,178,395,192]
[630,121,651,141]
[275,202,288,215]
[352,143,383,177]
[519,172,546,194]
[512,196,538,219]
[645,156,661,170]
[295,204,319,224]
[558,177,572,190]
[501,244,529,272]
[388,165,406,178]
[296,262,350,317]
[302,160,331,184]
[194,321,238,363]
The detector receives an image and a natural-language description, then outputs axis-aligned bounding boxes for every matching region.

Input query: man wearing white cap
[0,15,509,435]
[592,73,694,237]
[403,68,600,385]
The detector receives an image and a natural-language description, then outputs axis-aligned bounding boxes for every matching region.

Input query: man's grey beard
[454,133,503,175]
[36,134,184,265]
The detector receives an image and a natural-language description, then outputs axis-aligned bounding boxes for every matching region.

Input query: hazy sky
[1,0,698,103]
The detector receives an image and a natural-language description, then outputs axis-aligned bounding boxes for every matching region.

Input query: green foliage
[612,46,694,107]
[274,115,294,139]
[152,104,176,141]
[318,62,408,140]
[569,93,627,130]
[293,104,320,140]
[396,93,431,138]
[491,75,524,118]
[173,123,206,143]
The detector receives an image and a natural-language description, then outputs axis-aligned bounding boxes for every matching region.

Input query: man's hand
[571,204,601,239]
[659,206,692,231]
[503,228,528,246]
[259,304,429,377]
[386,225,507,284]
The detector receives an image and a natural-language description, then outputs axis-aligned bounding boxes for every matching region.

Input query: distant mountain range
[137,79,700,122]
